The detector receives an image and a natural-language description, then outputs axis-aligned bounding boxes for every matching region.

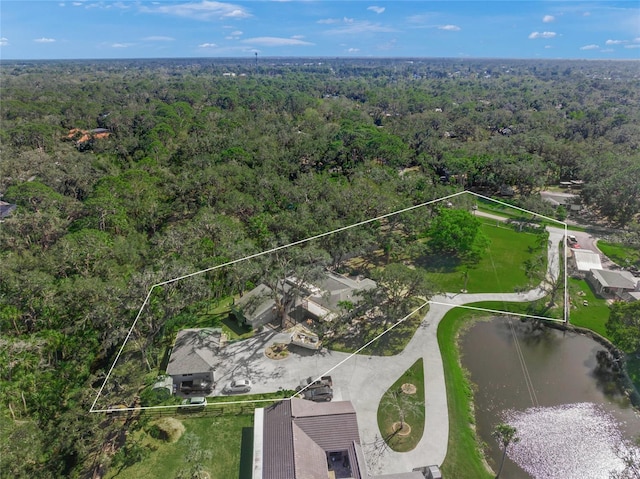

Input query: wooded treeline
[0,58,638,478]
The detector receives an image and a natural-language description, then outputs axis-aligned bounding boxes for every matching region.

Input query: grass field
[567,278,610,338]
[438,304,497,479]
[377,359,425,452]
[105,414,253,479]
[420,221,547,294]
[597,241,640,268]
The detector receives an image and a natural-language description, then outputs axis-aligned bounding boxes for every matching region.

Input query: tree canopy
[606,301,640,354]
[427,208,490,261]
[0,57,638,478]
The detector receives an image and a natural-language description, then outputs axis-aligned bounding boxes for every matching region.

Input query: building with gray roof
[588,269,639,298]
[166,328,221,392]
[235,272,376,328]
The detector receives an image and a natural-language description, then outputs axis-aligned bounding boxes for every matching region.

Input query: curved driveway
[352,226,563,474]
[217,227,564,475]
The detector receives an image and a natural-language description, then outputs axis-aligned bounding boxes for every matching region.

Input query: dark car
[302,385,333,402]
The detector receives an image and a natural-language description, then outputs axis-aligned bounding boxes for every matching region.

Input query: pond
[460,317,640,479]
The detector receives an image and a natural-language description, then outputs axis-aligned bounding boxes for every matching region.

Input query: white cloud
[634,38,640,43]
[198,43,218,48]
[347,47,360,53]
[143,36,175,41]
[0,37,8,46]
[112,43,133,48]
[438,24,460,31]
[605,39,627,45]
[225,30,243,40]
[34,37,56,43]
[317,18,341,24]
[580,44,599,50]
[625,44,640,49]
[72,1,83,5]
[600,49,614,53]
[242,37,314,47]
[542,15,555,23]
[367,6,385,14]
[406,14,436,25]
[141,1,251,21]
[324,20,396,35]
[528,31,556,39]
[291,35,305,40]
[59,2,65,6]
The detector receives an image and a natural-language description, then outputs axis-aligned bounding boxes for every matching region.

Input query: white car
[223,379,252,394]
[180,396,207,410]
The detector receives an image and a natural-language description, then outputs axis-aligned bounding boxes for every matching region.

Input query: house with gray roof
[166,328,221,392]
[253,398,432,479]
[232,284,281,329]
[301,273,377,322]
[588,269,639,299]
[234,272,376,328]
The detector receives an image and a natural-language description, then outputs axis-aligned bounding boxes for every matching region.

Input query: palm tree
[492,423,519,479]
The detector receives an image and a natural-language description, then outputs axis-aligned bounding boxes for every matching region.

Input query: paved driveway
[210,226,564,474]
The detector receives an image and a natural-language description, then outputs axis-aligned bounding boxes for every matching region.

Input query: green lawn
[420,221,547,294]
[377,359,425,452]
[106,414,253,479]
[438,304,496,479]
[567,278,610,338]
[438,301,537,478]
[597,241,640,268]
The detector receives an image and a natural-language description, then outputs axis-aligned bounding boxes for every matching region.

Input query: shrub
[150,417,185,443]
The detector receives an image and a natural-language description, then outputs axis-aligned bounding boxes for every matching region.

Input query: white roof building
[572,249,603,272]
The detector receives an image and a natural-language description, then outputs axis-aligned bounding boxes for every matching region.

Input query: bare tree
[259,245,330,329]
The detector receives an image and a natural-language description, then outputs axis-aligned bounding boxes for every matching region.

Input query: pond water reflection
[460,317,640,479]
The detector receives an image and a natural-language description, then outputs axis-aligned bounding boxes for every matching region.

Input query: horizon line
[2,55,639,63]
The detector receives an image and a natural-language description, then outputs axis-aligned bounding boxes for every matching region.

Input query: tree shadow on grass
[222,315,253,337]
[328,316,422,356]
[238,427,254,479]
[413,251,462,273]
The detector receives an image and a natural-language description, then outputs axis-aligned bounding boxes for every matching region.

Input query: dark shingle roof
[262,399,366,479]
[263,400,296,479]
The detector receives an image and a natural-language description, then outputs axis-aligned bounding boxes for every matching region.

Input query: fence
[139,404,257,418]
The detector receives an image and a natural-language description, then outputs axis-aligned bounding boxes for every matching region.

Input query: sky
[1,1,639,60]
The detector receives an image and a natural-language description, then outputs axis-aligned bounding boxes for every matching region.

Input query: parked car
[296,375,332,391]
[302,385,333,402]
[180,396,207,411]
[223,379,252,394]
[179,378,212,394]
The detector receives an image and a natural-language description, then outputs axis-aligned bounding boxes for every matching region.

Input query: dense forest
[1,57,639,478]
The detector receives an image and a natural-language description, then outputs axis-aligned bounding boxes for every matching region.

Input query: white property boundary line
[90,191,568,413]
